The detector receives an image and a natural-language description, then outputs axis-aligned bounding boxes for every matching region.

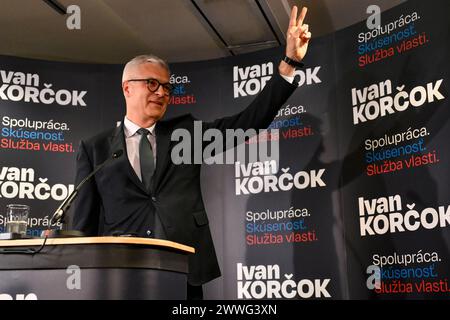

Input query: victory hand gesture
[285,6,311,62]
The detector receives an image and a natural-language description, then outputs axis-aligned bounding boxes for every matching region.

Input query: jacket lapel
[109,123,148,194]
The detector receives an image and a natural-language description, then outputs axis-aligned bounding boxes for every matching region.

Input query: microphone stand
[41,150,123,238]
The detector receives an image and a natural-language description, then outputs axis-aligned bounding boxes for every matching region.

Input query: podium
[0,237,194,300]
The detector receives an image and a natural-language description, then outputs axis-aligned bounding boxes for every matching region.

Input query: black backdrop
[0,0,448,299]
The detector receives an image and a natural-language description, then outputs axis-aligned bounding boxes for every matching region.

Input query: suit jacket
[72,73,297,285]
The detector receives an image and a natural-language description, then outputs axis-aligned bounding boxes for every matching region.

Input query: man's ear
[122,81,131,97]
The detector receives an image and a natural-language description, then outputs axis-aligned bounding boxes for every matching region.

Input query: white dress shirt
[123,117,156,182]
[280,74,295,83]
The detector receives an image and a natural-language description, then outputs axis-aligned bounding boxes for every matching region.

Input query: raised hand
[285,6,311,62]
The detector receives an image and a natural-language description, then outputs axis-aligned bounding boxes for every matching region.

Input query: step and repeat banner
[335,0,449,299]
[0,0,448,299]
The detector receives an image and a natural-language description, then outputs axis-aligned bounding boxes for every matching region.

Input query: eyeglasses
[127,78,173,96]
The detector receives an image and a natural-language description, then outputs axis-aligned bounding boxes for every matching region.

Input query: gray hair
[122,54,170,83]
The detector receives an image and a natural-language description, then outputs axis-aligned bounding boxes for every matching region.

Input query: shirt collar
[123,116,156,138]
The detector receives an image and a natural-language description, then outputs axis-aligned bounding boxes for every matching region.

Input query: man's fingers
[297,7,308,26]
[303,32,312,40]
[289,6,298,27]
[289,24,308,41]
[300,24,309,34]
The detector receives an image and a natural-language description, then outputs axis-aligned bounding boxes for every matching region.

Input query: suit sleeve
[71,140,102,236]
[203,73,297,132]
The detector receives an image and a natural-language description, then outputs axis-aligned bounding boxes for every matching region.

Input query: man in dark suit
[72,6,311,299]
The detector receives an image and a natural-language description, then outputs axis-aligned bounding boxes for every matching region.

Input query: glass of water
[5,204,30,236]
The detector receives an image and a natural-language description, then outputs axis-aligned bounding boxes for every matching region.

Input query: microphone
[42,149,124,238]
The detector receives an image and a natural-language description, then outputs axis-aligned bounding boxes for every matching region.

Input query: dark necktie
[137,128,155,191]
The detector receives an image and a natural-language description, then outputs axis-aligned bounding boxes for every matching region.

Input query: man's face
[123,63,171,124]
